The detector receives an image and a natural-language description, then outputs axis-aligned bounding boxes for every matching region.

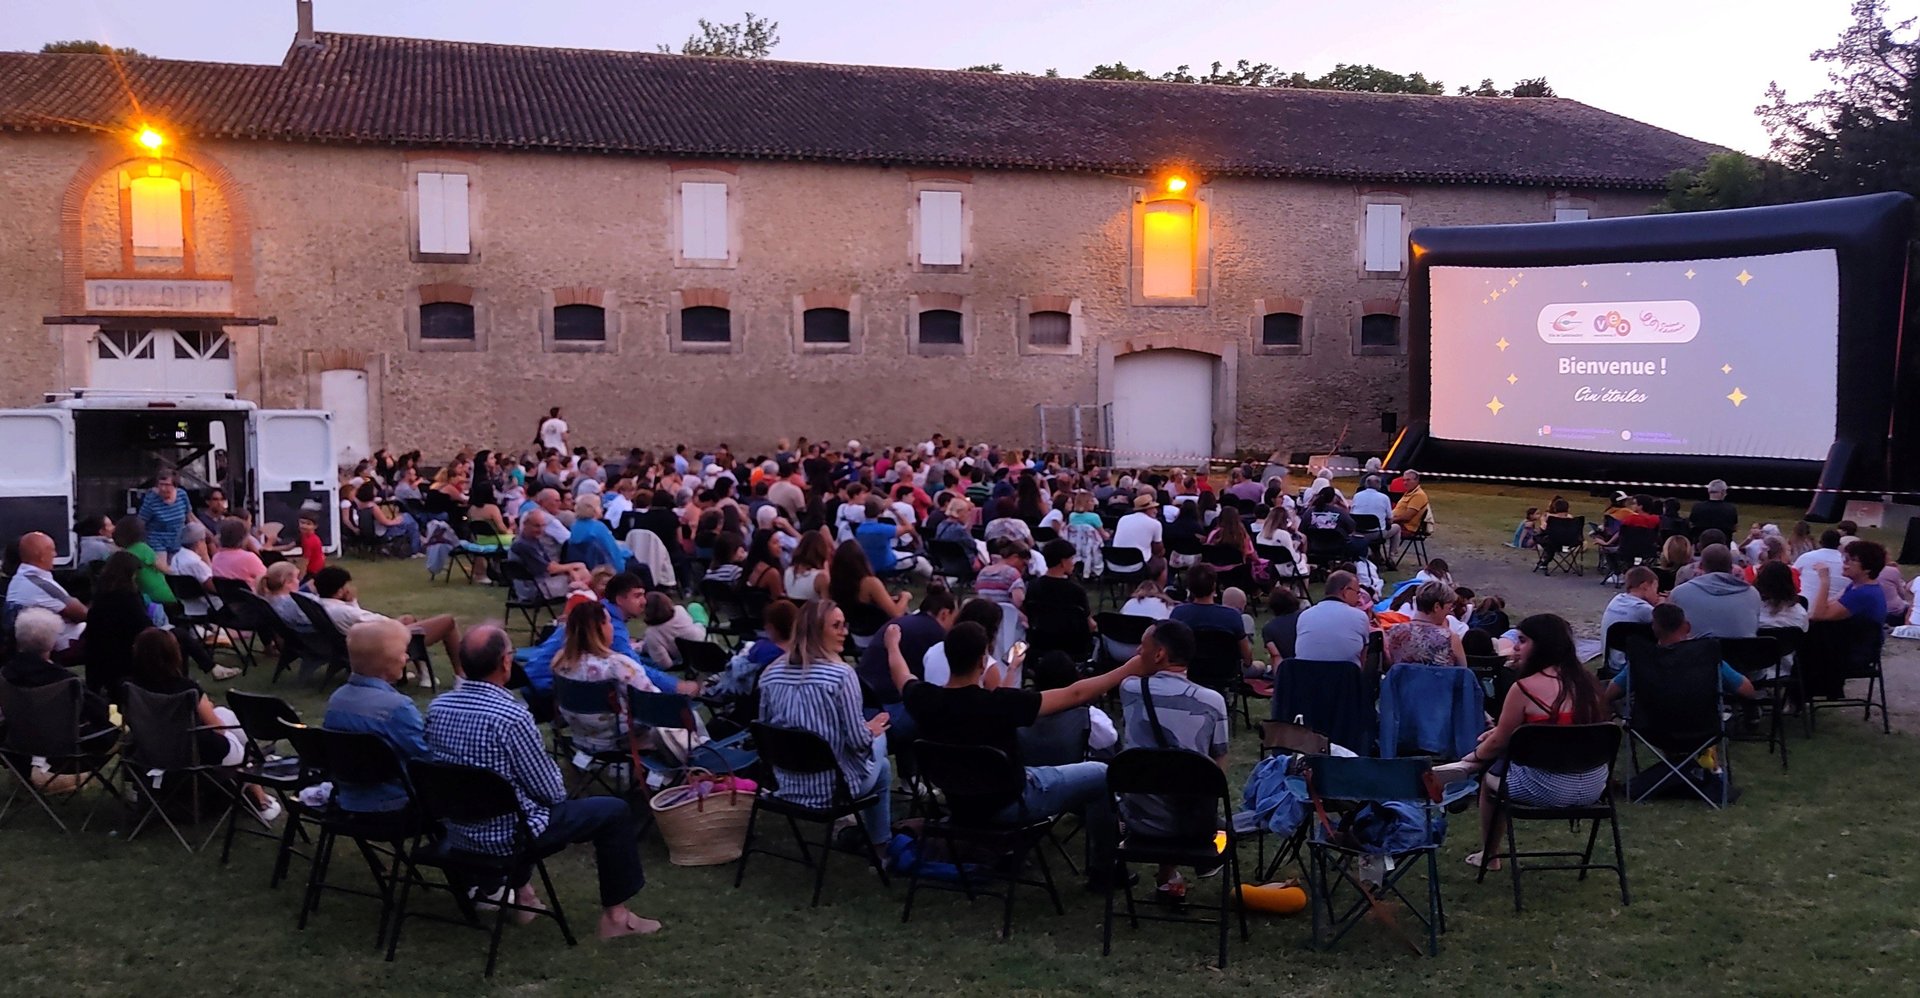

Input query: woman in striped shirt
[137,468,192,555]
[757,599,892,852]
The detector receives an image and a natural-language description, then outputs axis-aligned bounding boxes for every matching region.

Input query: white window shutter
[919,191,964,265]
[441,173,471,254]
[681,182,729,260]
[417,172,445,254]
[1555,207,1590,222]
[1365,204,1402,272]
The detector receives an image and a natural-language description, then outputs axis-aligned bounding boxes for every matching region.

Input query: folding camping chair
[1302,755,1446,956]
[549,676,646,802]
[0,675,119,833]
[1102,748,1249,969]
[903,741,1065,940]
[1533,516,1586,577]
[1720,635,1789,771]
[1622,638,1732,808]
[1476,722,1629,911]
[115,684,251,852]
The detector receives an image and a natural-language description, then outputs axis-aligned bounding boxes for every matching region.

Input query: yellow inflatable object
[1239,882,1308,915]
[1213,831,1228,854]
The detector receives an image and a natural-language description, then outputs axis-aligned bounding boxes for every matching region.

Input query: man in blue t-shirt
[853,496,931,580]
[1168,564,1253,675]
[1607,602,1756,704]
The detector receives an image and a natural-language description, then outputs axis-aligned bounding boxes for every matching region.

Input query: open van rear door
[0,409,77,565]
[250,409,338,554]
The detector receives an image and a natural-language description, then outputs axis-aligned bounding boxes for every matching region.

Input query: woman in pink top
[209,518,269,589]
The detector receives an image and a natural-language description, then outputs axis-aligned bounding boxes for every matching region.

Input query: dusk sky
[1,0,1873,155]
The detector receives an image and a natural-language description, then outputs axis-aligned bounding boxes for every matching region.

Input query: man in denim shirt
[322,619,430,811]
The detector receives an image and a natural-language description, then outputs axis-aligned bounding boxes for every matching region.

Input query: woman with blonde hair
[756,599,892,858]
[551,600,660,753]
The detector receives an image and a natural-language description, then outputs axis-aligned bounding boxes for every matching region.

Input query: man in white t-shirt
[1792,528,1848,602]
[1293,571,1373,664]
[1349,476,1394,534]
[1113,494,1165,562]
[4,532,86,652]
[538,407,569,453]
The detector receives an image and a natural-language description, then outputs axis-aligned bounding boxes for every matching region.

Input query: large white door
[0,409,77,564]
[250,410,339,553]
[91,329,237,393]
[1110,349,1215,468]
[318,369,371,467]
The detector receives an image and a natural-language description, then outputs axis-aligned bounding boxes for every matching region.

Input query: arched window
[1261,312,1304,348]
[120,164,194,271]
[918,309,963,346]
[419,302,475,341]
[803,307,851,344]
[681,305,732,343]
[553,304,605,342]
[1028,310,1072,347]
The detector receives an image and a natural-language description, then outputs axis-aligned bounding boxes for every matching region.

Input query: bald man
[321,618,430,812]
[6,531,87,652]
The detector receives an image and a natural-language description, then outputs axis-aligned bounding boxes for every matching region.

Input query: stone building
[0,4,1720,466]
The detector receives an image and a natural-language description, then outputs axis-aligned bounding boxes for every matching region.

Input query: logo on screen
[1594,311,1632,336]
[1551,311,1579,331]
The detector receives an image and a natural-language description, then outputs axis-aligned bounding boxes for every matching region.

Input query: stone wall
[0,131,1658,462]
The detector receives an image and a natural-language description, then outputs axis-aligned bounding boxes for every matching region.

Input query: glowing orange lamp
[1166,175,1189,194]
[136,127,164,152]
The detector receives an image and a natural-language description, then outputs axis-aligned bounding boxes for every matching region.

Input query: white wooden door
[318,369,371,466]
[1110,349,1215,468]
[91,329,236,392]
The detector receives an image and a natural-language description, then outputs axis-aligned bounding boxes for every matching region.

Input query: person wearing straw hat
[1113,492,1165,563]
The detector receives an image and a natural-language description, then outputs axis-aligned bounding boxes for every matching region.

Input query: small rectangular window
[1554,207,1591,222]
[918,309,963,346]
[918,191,964,265]
[1142,200,1196,298]
[419,302,475,340]
[1028,310,1072,347]
[1360,313,1400,348]
[1261,312,1304,348]
[1364,203,1402,273]
[802,307,850,344]
[680,182,729,260]
[417,172,472,255]
[129,176,185,260]
[681,306,732,343]
[553,304,606,342]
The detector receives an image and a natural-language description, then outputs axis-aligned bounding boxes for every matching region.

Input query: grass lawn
[4,483,1918,996]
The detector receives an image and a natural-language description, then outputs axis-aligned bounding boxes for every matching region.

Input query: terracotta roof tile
[0,33,1724,188]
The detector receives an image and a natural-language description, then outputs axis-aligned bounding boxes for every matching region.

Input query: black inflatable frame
[1390,191,1914,520]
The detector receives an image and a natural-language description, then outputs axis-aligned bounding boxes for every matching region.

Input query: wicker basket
[649,772,754,866]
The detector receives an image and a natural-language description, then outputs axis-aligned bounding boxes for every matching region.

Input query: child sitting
[1509,507,1545,548]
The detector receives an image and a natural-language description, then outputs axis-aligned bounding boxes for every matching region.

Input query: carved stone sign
[84,279,233,314]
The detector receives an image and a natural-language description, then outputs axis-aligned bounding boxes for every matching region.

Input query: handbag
[648,767,755,866]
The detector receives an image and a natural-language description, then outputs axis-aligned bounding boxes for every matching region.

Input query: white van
[0,390,338,566]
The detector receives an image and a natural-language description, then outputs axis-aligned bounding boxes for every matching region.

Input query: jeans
[381,515,424,554]
[855,734,894,846]
[528,797,645,907]
[864,703,919,744]
[992,761,1114,871]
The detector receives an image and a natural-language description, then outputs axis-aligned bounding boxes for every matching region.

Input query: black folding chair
[1622,638,1732,808]
[1758,625,1809,738]
[1302,755,1445,956]
[843,602,892,654]
[700,581,755,649]
[219,690,316,882]
[500,560,567,640]
[1804,616,1890,735]
[1720,636,1789,771]
[293,595,355,687]
[549,676,642,802]
[211,576,275,673]
[674,637,732,681]
[115,684,250,852]
[1303,528,1350,579]
[1201,543,1255,595]
[1602,621,1657,682]
[1466,653,1517,716]
[1255,543,1312,601]
[1477,723,1629,911]
[291,726,435,948]
[733,721,890,906]
[1100,546,1148,608]
[1093,612,1150,672]
[903,741,1064,939]
[1188,629,1254,732]
[1533,516,1586,576]
[1601,525,1659,585]
[388,759,578,976]
[1102,748,1248,969]
[928,539,979,594]
[0,675,119,833]
[1386,521,1431,572]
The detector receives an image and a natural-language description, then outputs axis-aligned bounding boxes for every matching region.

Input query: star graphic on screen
[1490,290,1502,300]
[1495,337,1510,352]
[1736,270,1754,286]
[1486,397,1506,415]
[1727,387,1748,407]
[1580,280,1589,288]
[1722,363,1733,374]
[1506,373,1518,385]
[1507,276,1519,288]
[1483,298,1490,305]
[1685,269,1697,279]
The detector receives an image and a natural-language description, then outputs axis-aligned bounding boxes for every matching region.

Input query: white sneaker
[417,671,435,688]
[211,665,242,681]
[253,797,284,824]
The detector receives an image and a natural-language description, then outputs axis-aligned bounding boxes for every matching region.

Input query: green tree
[1305,63,1444,94]
[960,63,1005,73]
[1653,152,1790,212]
[1510,76,1556,98]
[658,12,779,59]
[1084,61,1154,81]
[1759,0,1920,197]
[39,40,147,58]
[1457,78,1503,97]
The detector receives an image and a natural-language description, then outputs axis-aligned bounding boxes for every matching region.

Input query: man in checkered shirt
[425,625,661,940]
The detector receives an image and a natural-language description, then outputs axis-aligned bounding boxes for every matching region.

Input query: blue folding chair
[1303,755,1446,956]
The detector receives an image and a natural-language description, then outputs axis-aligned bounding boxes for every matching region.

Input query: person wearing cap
[1688,480,1739,540]
[1113,492,1165,563]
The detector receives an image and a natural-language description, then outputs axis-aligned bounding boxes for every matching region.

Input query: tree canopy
[39,40,147,58]
[658,12,779,59]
